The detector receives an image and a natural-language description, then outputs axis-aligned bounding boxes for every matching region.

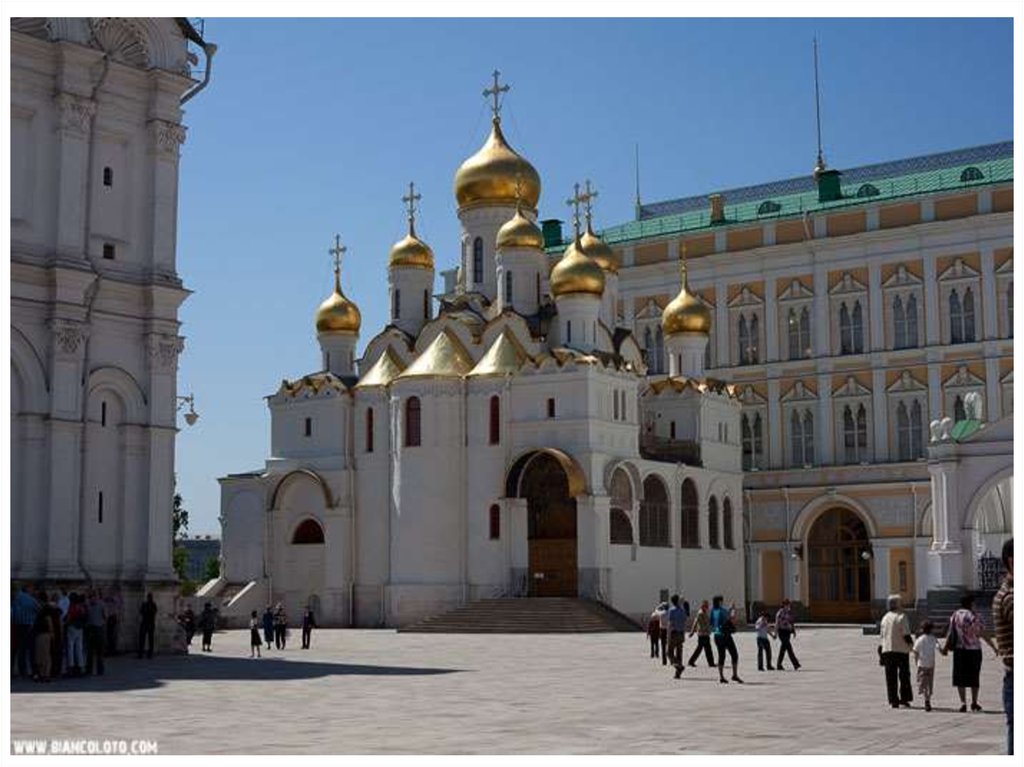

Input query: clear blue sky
[175,18,1012,534]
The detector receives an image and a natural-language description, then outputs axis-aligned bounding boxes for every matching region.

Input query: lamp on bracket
[177,393,199,426]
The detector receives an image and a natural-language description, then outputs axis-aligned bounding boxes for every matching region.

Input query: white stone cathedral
[215,77,745,627]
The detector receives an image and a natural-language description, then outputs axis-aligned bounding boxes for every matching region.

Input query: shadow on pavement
[10,653,465,693]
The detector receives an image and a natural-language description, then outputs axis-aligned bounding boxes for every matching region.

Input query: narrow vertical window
[101,401,107,427]
[655,326,665,372]
[365,407,374,453]
[505,272,513,305]
[963,287,976,342]
[613,390,620,421]
[738,315,749,365]
[749,315,759,363]
[708,496,719,549]
[907,295,919,347]
[473,237,484,284]
[405,397,421,447]
[102,243,115,260]
[423,289,430,319]
[910,400,923,458]
[723,498,734,550]
[856,404,868,460]
[803,410,814,464]
[950,289,963,344]
[489,504,500,540]
[787,308,800,360]
[799,307,811,357]
[670,421,676,440]
[98,491,104,524]
[488,395,500,445]
[840,303,852,354]
[304,417,312,437]
[843,406,856,463]
[566,320,572,344]
[897,401,911,460]
[790,410,803,466]
[893,295,906,349]
[547,398,555,418]
[102,166,113,187]
[954,395,966,423]
[852,300,864,353]
[753,413,763,468]
[742,414,753,470]
[393,288,401,320]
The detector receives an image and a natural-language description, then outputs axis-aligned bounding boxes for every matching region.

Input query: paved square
[10,628,1008,754]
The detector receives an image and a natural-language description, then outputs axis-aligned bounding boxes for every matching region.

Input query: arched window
[738,314,749,365]
[897,401,911,460]
[856,404,868,461]
[365,407,374,453]
[906,295,918,347]
[741,414,753,470]
[405,396,421,447]
[911,400,924,458]
[655,326,665,373]
[963,287,976,342]
[680,478,700,548]
[610,510,634,544]
[639,475,670,547]
[803,410,814,464]
[840,302,852,354]
[791,409,814,466]
[856,183,880,198]
[472,237,484,284]
[893,295,906,349]
[704,340,712,370]
[708,495,720,549]
[505,272,513,305]
[753,413,764,468]
[799,307,811,358]
[757,200,781,215]
[489,504,500,540]
[787,308,800,360]
[843,405,856,464]
[749,315,759,363]
[852,300,864,353]
[423,290,430,319]
[488,395,500,445]
[960,166,984,183]
[950,289,963,344]
[566,319,572,344]
[103,166,113,187]
[723,497,734,549]
[393,288,401,320]
[613,390,619,421]
[292,519,325,545]
[954,395,966,423]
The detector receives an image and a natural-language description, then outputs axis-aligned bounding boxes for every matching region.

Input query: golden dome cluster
[550,238,606,298]
[454,118,541,211]
[496,203,545,250]
[315,276,361,334]
[662,262,711,336]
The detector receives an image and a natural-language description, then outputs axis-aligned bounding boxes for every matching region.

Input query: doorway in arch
[520,452,578,597]
[807,508,872,622]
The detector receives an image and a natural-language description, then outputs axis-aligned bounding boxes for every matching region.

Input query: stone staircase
[400,597,641,634]
[925,587,994,635]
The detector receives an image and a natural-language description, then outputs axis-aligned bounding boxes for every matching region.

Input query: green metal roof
[545,148,1013,252]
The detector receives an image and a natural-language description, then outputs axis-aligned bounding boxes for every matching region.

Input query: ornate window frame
[832,376,873,464]
[777,278,814,361]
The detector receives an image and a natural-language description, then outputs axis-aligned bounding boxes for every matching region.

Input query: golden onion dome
[662,263,711,336]
[388,223,434,270]
[496,203,544,250]
[315,272,361,334]
[550,237,605,298]
[454,118,541,210]
[579,224,618,273]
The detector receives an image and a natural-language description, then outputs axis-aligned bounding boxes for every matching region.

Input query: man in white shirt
[879,594,914,708]
[656,602,669,666]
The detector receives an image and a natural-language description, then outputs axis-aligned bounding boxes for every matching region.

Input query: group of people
[248,604,317,658]
[647,595,804,685]
[10,584,164,683]
[877,537,1013,754]
[177,602,219,653]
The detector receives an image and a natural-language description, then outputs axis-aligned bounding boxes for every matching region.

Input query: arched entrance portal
[807,508,872,622]
[519,452,578,597]
[967,475,1012,590]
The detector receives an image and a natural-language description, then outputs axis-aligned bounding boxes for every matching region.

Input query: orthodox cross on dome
[328,233,346,289]
[566,182,587,240]
[680,242,689,284]
[402,181,421,234]
[483,69,510,120]
[580,179,599,227]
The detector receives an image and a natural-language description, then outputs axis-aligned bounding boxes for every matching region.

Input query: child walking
[755,611,776,671]
[911,620,938,711]
[249,611,262,658]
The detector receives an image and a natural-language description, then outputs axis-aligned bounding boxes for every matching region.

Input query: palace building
[214,77,747,627]
[596,141,1013,621]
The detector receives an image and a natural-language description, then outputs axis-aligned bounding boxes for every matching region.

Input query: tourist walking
[65,593,87,675]
[943,593,998,712]
[12,584,40,678]
[710,596,743,684]
[911,620,938,711]
[137,593,158,659]
[687,600,716,668]
[180,606,196,648]
[274,604,288,650]
[84,590,106,675]
[32,591,55,683]
[879,594,913,708]
[992,537,1013,754]
[44,594,64,680]
[754,610,775,671]
[646,608,660,659]
[198,602,216,652]
[667,594,687,678]
[249,611,262,658]
[301,607,317,649]
[656,602,669,665]
[262,606,275,649]
[775,598,801,670]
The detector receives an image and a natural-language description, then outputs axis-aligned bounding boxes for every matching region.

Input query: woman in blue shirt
[710,595,743,684]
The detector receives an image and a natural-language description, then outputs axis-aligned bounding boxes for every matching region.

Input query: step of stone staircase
[400,598,641,634]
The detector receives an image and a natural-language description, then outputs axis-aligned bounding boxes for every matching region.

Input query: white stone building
[214,85,745,627]
[9,18,215,647]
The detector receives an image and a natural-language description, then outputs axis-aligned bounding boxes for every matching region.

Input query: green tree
[173,545,189,581]
[204,556,220,581]
[172,493,189,542]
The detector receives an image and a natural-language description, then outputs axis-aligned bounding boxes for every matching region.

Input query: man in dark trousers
[198,602,216,652]
[301,607,317,649]
[137,593,157,659]
[667,594,687,678]
[84,590,107,675]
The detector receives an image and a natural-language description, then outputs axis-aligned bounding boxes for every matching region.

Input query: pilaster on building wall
[10,17,213,653]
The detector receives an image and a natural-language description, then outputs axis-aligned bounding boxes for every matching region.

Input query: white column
[762,223,776,247]
[928,364,942,422]
[980,247,998,340]
[817,373,834,465]
[868,260,884,351]
[53,92,96,260]
[147,119,186,276]
[872,368,889,462]
[923,256,940,346]
[767,378,782,468]
[813,266,829,356]
[19,415,48,574]
[121,425,148,578]
[764,276,778,362]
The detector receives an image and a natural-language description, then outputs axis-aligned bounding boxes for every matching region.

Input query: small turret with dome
[551,184,605,351]
[661,246,712,377]
[494,177,547,314]
[388,182,435,338]
[316,234,361,376]
[454,71,540,301]
[576,180,619,329]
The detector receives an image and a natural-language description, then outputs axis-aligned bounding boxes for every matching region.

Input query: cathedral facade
[215,82,745,627]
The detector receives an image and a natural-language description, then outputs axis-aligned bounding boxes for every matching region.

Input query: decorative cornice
[54,92,96,136]
[146,333,184,371]
[150,119,187,159]
[48,318,90,356]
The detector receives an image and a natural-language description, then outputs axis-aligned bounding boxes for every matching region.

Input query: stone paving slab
[9,628,1009,754]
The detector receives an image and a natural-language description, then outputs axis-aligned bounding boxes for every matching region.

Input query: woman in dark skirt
[942,594,998,712]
